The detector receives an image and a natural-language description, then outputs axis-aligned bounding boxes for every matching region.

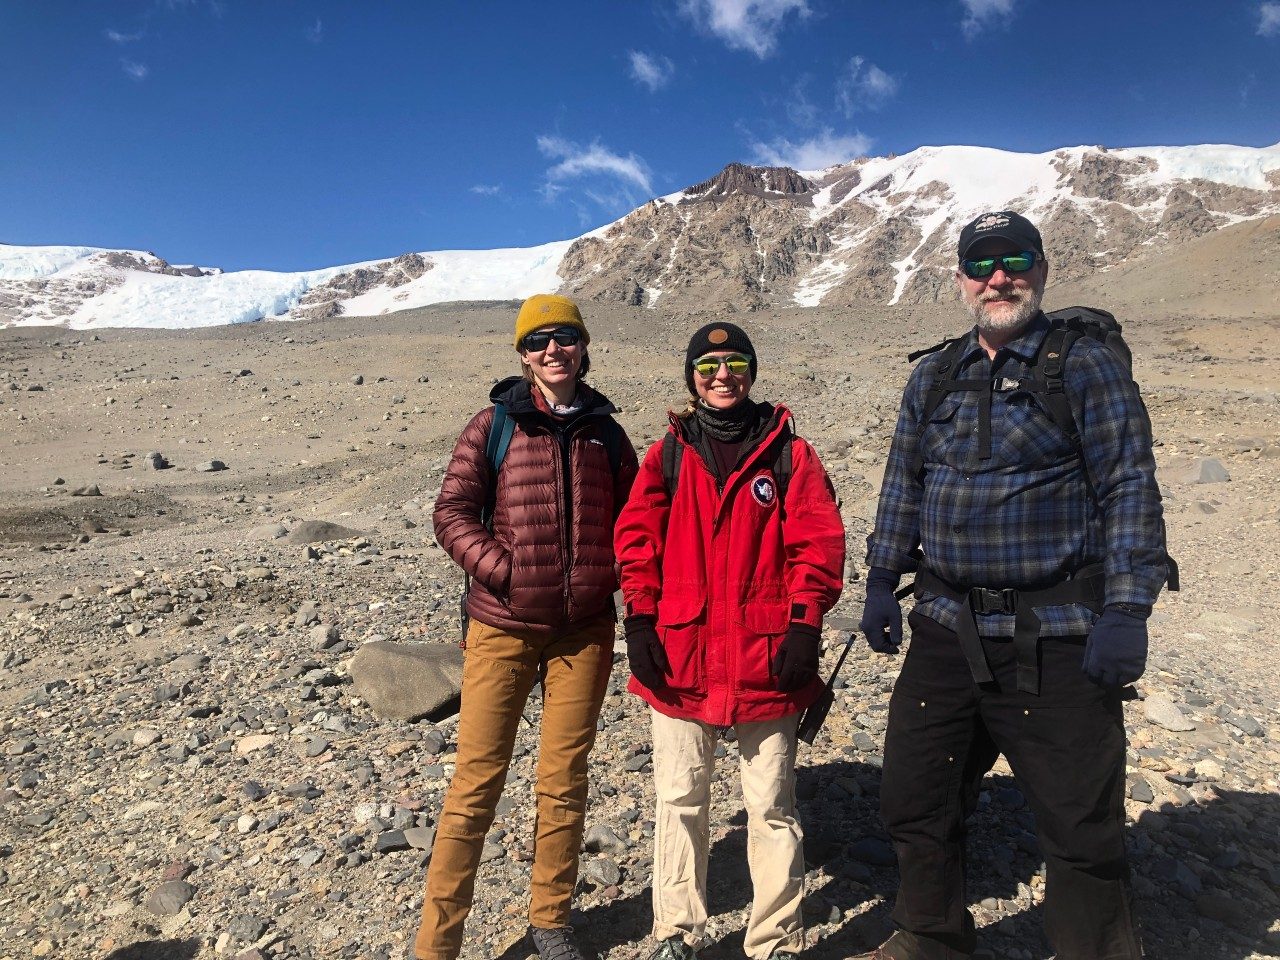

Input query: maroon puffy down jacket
[433,376,638,634]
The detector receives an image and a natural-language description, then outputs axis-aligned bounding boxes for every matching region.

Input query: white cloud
[960,0,1018,39]
[748,128,871,171]
[678,0,810,58]
[1259,2,1280,35]
[537,135,654,195]
[121,59,149,81]
[305,18,323,43]
[783,75,820,127]
[469,184,502,196]
[105,28,143,44]
[836,56,899,116]
[628,50,675,91]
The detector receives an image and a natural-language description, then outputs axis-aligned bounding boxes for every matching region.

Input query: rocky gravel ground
[2,302,1278,959]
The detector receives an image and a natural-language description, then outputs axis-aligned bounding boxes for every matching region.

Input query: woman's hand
[624,615,670,691]
[772,623,822,691]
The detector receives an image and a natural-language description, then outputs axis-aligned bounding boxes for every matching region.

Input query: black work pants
[879,611,1140,960]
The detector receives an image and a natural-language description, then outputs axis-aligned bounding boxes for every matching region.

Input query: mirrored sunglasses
[692,353,753,377]
[961,250,1039,280]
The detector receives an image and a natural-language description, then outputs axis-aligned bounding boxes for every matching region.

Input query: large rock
[1176,458,1230,484]
[349,641,464,721]
[285,519,363,544]
[1142,693,1195,732]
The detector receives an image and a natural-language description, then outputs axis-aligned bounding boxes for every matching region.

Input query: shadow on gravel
[103,938,201,960]
[793,760,1280,960]
[555,758,1280,960]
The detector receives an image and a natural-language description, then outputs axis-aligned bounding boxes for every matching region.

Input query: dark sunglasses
[520,326,582,352]
[692,353,753,377]
[960,250,1039,280]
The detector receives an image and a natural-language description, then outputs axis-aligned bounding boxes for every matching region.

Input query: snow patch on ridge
[335,240,574,317]
[59,266,346,330]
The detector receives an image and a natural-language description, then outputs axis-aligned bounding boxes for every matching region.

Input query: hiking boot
[526,924,592,960]
[648,937,699,960]
[852,931,972,959]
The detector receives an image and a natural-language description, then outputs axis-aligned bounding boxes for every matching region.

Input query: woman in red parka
[615,322,845,960]
[414,294,637,960]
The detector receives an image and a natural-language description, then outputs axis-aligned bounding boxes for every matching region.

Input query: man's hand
[772,623,822,692]
[624,615,669,691]
[1082,606,1149,687]
[860,567,903,654]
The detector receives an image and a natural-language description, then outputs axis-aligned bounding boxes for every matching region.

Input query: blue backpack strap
[480,403,516,531]
[486,402,516,471]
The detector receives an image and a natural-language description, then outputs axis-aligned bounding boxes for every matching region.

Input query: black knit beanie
[684,321,758,395]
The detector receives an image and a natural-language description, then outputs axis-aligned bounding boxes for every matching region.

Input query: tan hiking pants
[413,613,615,960]
[650,708,805,959]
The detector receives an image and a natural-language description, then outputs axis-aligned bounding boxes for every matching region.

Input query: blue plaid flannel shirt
[866,312,1168,638]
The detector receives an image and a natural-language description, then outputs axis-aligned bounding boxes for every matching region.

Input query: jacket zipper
[558,426,574,620]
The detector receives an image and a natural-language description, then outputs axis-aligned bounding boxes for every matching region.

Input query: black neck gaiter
[694,399,757,442]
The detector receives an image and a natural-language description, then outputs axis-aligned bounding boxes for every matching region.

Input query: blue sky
[4,1,1279,271]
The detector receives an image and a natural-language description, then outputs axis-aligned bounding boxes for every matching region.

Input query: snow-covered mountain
[558,142,1280,311]
[3,141,1278,329]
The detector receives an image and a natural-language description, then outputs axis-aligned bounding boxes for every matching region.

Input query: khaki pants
[413,614,615,960]
[650,708,805,959]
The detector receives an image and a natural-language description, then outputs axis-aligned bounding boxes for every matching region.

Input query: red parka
[434,376,638,634]
[615,406,845,725]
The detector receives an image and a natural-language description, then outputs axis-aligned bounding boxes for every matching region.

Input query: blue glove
[1083,606,1149,687]
[859,567,903,654]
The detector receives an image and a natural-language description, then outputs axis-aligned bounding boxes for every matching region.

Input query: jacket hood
[489,375,619,418]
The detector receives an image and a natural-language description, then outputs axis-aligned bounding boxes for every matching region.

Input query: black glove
[772,623,822,692]
[860,567,903,654]
[624,615,669,691]
[1083,605,1149,688]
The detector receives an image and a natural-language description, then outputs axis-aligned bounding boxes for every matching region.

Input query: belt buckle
[970,587,1016,615]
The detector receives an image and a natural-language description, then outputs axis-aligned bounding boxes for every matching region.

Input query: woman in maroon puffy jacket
[615,322,845,960]
[414,294,637,960]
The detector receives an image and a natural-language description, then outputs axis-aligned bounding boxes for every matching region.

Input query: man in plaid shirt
[856,211,1168,960]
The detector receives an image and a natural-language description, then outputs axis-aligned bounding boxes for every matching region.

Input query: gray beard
[966,287,1043,335]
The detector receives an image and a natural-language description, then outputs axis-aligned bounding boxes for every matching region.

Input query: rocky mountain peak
[684,162,815,201]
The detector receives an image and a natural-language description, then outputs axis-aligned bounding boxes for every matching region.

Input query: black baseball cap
[957,210,1045,261]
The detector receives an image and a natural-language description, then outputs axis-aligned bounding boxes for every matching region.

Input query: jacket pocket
[736,600,790,692]
[657,594,705,692]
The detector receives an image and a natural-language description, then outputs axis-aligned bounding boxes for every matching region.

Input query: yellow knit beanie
[513,294,589,350]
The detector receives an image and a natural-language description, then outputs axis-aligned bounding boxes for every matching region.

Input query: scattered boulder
[285,520,363,544]
[145,879,195,916]
[1142,694,1196,732]
[1176,458,1229,484]
[348,641,463,721]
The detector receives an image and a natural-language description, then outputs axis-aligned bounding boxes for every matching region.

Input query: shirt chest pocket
[996,390,1078,467]
[918,393,967,468]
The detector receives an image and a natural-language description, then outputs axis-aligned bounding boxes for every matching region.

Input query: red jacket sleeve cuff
[788,598,824,629]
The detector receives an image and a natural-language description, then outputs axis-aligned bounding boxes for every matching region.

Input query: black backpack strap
[770,424,796,520]
[907,337,954,364]
[599,417,626,477]
[910,337,984,474]
[661,431,683,501]
[1034,326,1084,450]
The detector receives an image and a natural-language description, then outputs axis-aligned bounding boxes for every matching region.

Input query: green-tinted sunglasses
[692,353,753,377]
[960,250,1039,280]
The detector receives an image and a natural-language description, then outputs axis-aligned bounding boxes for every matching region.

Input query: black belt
[913,565,1106,695]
